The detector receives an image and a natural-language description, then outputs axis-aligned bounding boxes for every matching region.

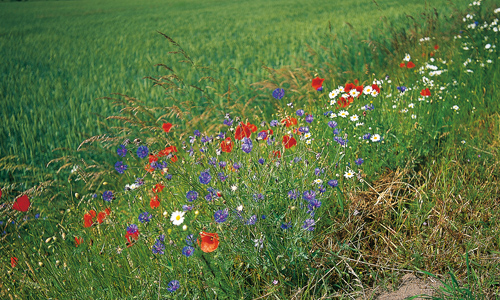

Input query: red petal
[12,195,30,212]
[407,61,415,69]
[311,77,324,90]
[162,122,173,133]
[11,257,18,268]
[400,62,406,68]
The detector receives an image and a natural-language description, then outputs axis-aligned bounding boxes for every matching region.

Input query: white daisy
[306,140,312,145]
[330,100,336,106]
[330,113,337,118]
[356,122,364,127]
[408,103,415,108]
[370,90,379,97]
[304,133,311,138]
[350,114,359,122]
[363,86,373,95]
[349,89,360,98]
[404,53,411,62]
[313,179,323,184]
[411,114,417,119]
[329,89,339,99]
[339,110,349,118]
[370,134,381,142]
[452,105,460,110]
[344,170,355,179]
[170,211,185,226]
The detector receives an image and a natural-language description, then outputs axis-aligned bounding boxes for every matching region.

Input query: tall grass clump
[1,0,499,299]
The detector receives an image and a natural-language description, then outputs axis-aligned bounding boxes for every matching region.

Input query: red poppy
[159,145,178,157]
[272,150,282,158]
[0,189,2,199]
[150,195,160,209]
[246,123,257,133]
[407,61,415,69]
[84,213,93,228]
[220,137,234,153]
[312,77,324,91]
[170,155,178,163]
[420,88,431,97]
[400,62,406,68]
[344,83,355,92]
[235,123,252,140]
[281,117,298,128]
[12,195,30,212]
[162,122,173,133]
[97,212,106,224]
[152,183,165,193]
[11,257,18,268]
[145,164,154,173]
[354,79,359,84]
[355,85,363,93]
[105,208,111,215]
[371,84,380,93]
[338,96,354,108]
[74,237,83,247]
[282,135,297,149]
[89,210,97,218]
[197,231,219,253]
[149,154,158,164]
[430,51,434,57]
[125,232,139,247]
[434,45,439,50]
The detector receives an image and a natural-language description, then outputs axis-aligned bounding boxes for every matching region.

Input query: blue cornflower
[305,114,314,123]
[103,190,113,202]
[189,136,196,144]
[152,240,165,254]
[288,190,298,200]
[165,174,172,180]
[257,131,268,140]
[242,137,253,154]
[319,185,326,193]
[328,121,337,128]
[324,110,333,116]
[205,193,213,201]
[92,193,98,198]
[115,161,128,174]
[293,157,302,163]
[253,193,264,201]
[35,213,40,219]
[270,120,279,127]
[199,170,211,184]
[261,215,266,219]
[299,126,310,133]
[272,88,285,100]
[208,157,217,166]
[362,133,371,140]
[214,209,229,223]
[328,179,338,188]
[167,280,180,292]
[158,234,165,242]
[127,224,139,235]
[219,161,227,168]
[182,205,193,211]
[302,219,316,231]
[201,136,212,143]
[245,215,257,225]
[333,128,340,135]
[218,172,228,182]
[117,145,127,157]
[218,132,225,139]
[138,212,152,223]
[135,178,144,186]
[258,158,265,165]
[314,168,323,176]
[137,146,149,159]
[355,158,364,166]
[334,136,348,146]
[223,118,233,126]
[186,191,198,202]
[296,109,304,116]
[302,190,316,201]
[397,86,407,93]
[281,222,292,230]
[364,104,375,111]
[233,162,242,170]
[194,130,201,137]
[182,246,194,257]
[186,234,195,246]
[308,199,322,212]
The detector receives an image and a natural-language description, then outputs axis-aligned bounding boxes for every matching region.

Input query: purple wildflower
[127,224,138,235]
[296,109,304,116]
[115,161,128,174]
[272,88,285,100]
[214,209,229,223]
[199,170,211,184]
[281,222,292,230]
[305,114,314,123]
[223,118,233,126]
[302,190,316,201]
[103,190,113,202]
[245,215,257,225]
[219,161,227,168]
[355,158,364,166]
[136,146,149,159]
[241,137,253,154]
[152,240,165,254]
[258,158,265,165]
[302,219,316,231]
[182,246,194,257]
[117,145,127,157]
[288,190,298,200]
[182,205,193,211]
[194,130,201,137]
[167,280,180,292]
[328,121,337,128]
[270,120,278,127]
[328,179,338,188]
[138,212,152,223]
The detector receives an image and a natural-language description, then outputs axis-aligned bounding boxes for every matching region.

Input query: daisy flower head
[313,179,323,185]
[404,53,411,62]
[329,89,340,99]
[170,211,186,226]
[330,113,337,118]
[306,140,312,145]
[350,114,359,122]
[344,170,355,179]
[452,105,460,111]
[349,89,360,98]
[304,133,311,139]
[363,85,373,95]
[370,134,381,142]
[338,110,349,118]
[370,89,379,97]
[412,114,417,119]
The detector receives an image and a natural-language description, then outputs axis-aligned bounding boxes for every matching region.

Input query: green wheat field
[1,0,500,299]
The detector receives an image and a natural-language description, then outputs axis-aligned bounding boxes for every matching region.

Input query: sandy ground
[360,273,443,300]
